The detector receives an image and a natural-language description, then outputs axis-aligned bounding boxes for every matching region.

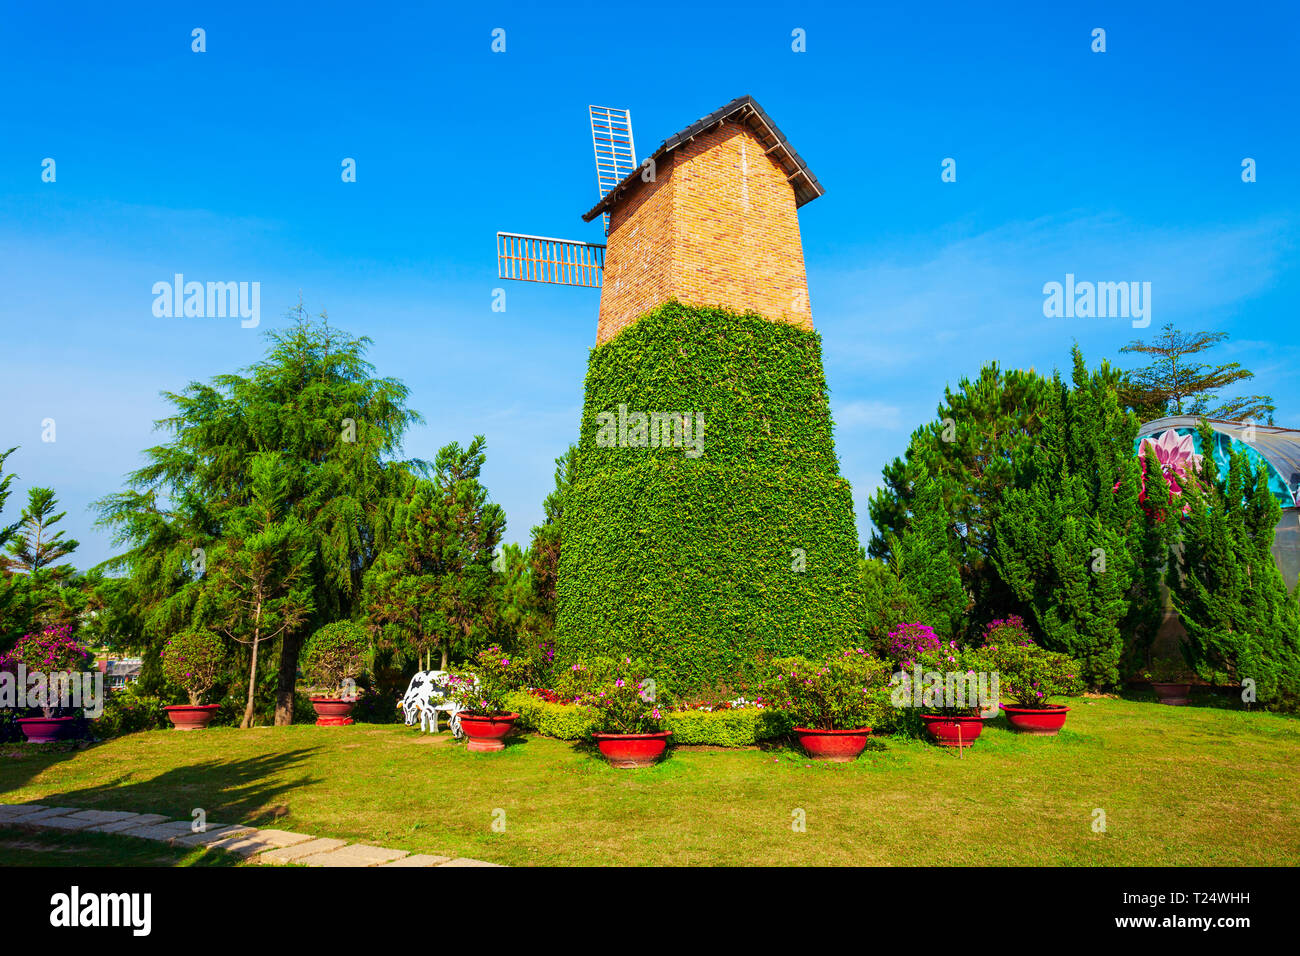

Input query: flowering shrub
[886,623,942,668]
[2,626,92,674]
[445,645,534,715]
[903,643,991,717]
[980,615,1035,648]
[160,630,226,706]
[553,656,621,702]
[302,621,368,698]
[979,642,1083,708]
[578,660,664,734]
[0,627,92,717]
[759,649,892,731]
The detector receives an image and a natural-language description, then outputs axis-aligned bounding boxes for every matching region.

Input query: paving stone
[87,813,170,834]
[200,829,315,857]
[31,814,101,831]
[379,853,452,867]
[0,804,49,821]
[115,820,201,842]
[65,810,141,825]
[256,837,348,864]
[170,824,255,848]
[294,843,409,867]
[440,857,502,867]
[14,807,80,825]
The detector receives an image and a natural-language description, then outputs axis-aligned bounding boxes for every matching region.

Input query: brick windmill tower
[498,96,863,693]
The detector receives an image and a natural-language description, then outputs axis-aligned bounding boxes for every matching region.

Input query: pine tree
[198,453,315,728]
[95,305,423,722]
[868,363,1050,631]
[5,487,82,634]
[993,347,1166,685]
[888,478,968,639]
[1168,423,1300,709]
[363,437,504,671]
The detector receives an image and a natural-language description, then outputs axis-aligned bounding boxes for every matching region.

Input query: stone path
[0,803,499,867]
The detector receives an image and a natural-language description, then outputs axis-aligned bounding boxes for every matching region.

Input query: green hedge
[504,692,792,746]
[555,301,866,693]
[663,707,793,746]
[504,692,599,740]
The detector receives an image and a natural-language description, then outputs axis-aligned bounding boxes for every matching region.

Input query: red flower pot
[17,716,76,744]
[1151,682,1191,706]
[1000,703,1069,734]
[458,712,519,752]
[310,698,356,726]
[793,727,872,762]
[163,704,220,731]
[591,731,672,768]
[921,714,984,748]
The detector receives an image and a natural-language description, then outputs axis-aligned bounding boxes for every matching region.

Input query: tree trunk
[440,640,448,671]
[241,635,260,729]
[274,630,302,726]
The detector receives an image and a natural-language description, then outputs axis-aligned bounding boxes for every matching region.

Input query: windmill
[495,105,638,290]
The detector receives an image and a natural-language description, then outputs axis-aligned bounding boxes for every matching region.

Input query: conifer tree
[1168,423,1300,709]
[993,347,1166,685]
[363,437,504,671]
[888,478,968,639]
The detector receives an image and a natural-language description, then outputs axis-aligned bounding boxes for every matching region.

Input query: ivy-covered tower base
[555,302,865,692]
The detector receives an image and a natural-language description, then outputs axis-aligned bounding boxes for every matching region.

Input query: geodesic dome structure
[1136,416,1300,589]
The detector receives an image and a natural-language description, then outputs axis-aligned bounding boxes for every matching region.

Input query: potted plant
[982,640,1084,734]
[1141,657,1195,705]
[445,645,529,751]
[1,626,92,743]
[906,643,990,748]
[302,621,368,726]
[580,659,671,768]
[761,649,891,761]
[160,629,226,730]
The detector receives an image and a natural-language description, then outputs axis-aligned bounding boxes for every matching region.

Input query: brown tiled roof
[581,95,824,223]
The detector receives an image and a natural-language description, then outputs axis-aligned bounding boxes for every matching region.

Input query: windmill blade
[496,232,605,288]
[589,105,636,232]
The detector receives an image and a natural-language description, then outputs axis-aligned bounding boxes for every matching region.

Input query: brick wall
[595,122,814,345]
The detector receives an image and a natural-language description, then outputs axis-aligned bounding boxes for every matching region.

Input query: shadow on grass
[26,748,323,829]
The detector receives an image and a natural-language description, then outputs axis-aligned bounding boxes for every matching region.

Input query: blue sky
[1,1,1296,569]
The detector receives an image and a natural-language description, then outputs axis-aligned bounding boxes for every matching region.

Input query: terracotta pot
[17,716,76,744]
[1000,703,1069,734]
[163,704,220,731]
[310,697,356,726]
[1151,682,1191,706]
[458,712,519,752]
[793,727,872,762]
[920,713,984,748]
[591,731,672,768]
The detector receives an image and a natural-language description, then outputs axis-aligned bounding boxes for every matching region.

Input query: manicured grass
[0,825,245,867]
[1,697,1297,866]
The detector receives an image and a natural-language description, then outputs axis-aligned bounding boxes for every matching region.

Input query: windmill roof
[581,94,824,223]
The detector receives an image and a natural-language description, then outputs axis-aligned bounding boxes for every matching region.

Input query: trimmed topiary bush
[663,707,793,746]
[302,621,368,698]
[555,301,866,693]
[503,691,600,739]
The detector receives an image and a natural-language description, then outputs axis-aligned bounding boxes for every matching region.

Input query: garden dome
[1135,416,1300,590]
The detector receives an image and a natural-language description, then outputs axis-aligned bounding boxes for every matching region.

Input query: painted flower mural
[1136,429,1203,519]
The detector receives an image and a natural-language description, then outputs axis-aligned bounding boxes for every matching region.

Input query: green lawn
[0,825,245,866]
[2,696,1297,866]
